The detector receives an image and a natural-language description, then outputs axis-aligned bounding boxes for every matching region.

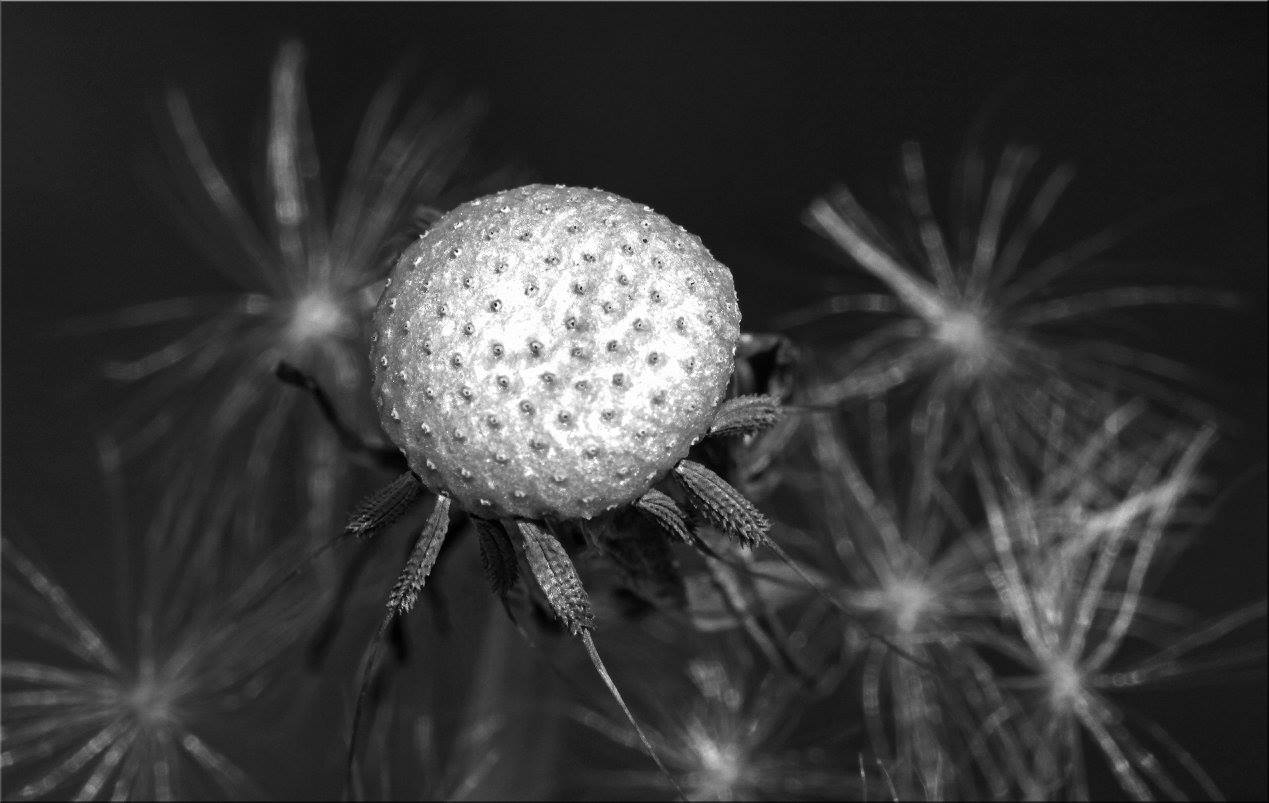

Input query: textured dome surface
[370,184,741,519]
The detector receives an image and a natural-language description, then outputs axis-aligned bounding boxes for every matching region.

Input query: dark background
[3,3,1266,799]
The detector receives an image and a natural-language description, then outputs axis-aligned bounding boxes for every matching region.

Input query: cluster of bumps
[353,184,780,638]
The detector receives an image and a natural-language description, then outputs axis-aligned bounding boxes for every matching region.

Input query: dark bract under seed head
[369,184,741,519]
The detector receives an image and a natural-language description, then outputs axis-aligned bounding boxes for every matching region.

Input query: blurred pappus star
[573,658,859,801]
[76,39,485,562]
[788,140,1234,466]
[798,404,1023,800]
[976,407,1266,801]
[1,451,320,800]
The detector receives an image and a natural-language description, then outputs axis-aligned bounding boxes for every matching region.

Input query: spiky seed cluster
[371,184,742,519]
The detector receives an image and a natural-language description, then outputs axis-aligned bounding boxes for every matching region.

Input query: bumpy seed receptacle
[371,184,741,520]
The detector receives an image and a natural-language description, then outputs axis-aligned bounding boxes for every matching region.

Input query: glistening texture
[371,184,741,519]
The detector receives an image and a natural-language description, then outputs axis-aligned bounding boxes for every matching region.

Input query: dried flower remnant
[790,141,1233,468]
[76,39,482,565]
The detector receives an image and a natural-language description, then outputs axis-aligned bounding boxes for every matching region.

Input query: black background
[3,3,1266,800]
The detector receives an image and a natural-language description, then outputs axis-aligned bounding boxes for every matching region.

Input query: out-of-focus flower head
[75,39,485,565]
[572,654,861,801]
[788,138,1233,470]
[976,406,1266,800]
[793,404,1028,799]
[1,448,320,800]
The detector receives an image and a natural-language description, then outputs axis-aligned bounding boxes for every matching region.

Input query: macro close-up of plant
[3,4,1265,801]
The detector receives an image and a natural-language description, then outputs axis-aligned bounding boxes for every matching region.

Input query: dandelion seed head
[371,184,741,520]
